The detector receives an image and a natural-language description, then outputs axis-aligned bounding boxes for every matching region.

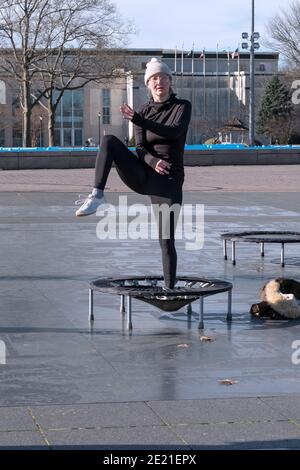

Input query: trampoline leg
[126,296,133,331]
[198,297,204,329]
[260,242,265,257]
[226,289,232,321]
[120,295,125,314]
[223,239,228,260]
[89,289,94,322]
[231,241,236,265]
[187,303,192,316]
[281,243,285,267]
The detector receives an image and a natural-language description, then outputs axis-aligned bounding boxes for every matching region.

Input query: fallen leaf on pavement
[199,335,216,342]
[177,344,189,349]
[219,378,238,386]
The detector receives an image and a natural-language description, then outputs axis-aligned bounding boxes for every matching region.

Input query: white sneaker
[75,193,107,216]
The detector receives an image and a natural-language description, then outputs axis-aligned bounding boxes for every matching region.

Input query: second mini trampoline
[221,231,300,267]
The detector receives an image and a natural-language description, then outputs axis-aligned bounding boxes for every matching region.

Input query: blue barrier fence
[1,144,300,152]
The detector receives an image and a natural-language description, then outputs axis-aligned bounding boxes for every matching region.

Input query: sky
[115,0,290,52]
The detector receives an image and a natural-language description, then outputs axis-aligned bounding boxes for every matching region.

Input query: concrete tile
[46,426,185,448]
[0,358,125,406]
[0,407,36,431]
[31,403,163,429]
[148,398,281,424]
[261,396,300,420]
[0,431,47,447]
[173,420,300,449]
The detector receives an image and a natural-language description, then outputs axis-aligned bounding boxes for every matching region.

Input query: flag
[200,49,205,59]
[187,43,194,57]
[231,48,239,59]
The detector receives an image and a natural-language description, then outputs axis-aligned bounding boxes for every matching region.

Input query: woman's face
[147,73,171,102]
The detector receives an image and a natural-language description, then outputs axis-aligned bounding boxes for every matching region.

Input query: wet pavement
[1,168,300,449]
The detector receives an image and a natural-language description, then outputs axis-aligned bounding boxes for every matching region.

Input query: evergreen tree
[257,75,293,144]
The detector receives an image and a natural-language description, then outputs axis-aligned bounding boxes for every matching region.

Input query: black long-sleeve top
[132,93,192,178]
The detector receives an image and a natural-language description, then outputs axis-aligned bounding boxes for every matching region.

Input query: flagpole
[203,48,206,119]
[216,44,219,129]
[191,43,194,143]
[181,43,184,97]
[249,0,255,146]
[174,45,177,90]
[228,48,231,122]
[191,43,194,74]
[238,50,241,118]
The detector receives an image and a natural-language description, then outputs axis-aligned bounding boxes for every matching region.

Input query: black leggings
[94,135,183,288]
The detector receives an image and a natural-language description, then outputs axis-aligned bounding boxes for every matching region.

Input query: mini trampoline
[89,275,232,330]
[221,231,300,267]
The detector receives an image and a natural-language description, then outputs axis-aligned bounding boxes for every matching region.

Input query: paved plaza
[0,166,300,449]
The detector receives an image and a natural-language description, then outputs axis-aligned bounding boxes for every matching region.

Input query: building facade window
[0,128,5,146]
[54,89,84,146]
[258,63,266,72]
[12,126,22,147]
[12,92,22,147]
[102,88,111,125]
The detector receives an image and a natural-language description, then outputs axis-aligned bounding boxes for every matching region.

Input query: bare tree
[0,105,9,145]
[266,1,300,67]
[34,48,127,146]
[0,0,133,146]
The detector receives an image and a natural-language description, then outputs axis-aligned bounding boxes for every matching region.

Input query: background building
[0,48,279,147]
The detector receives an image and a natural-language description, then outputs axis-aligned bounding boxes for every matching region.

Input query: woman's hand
[120,103,135,121]
[151,157,171,175]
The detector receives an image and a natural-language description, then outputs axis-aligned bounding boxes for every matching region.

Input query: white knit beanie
[144,58,172,85]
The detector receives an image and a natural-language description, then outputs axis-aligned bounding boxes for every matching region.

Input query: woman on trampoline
[75,58,191,289]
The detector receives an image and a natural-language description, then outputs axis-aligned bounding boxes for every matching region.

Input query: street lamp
[39,116,43,147]
[98,111,101,146]
[241,0,260,146]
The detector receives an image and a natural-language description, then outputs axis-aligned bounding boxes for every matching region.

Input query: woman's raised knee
[102,134,122,148]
